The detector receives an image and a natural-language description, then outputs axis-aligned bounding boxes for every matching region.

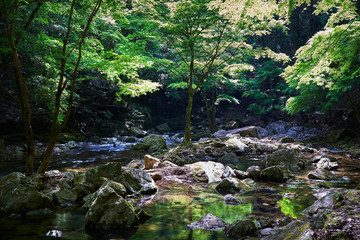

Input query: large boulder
[265,149,301,172]
[133,134,167,152]
[215,178,255,193]
[85,185,140,231]
[187,213,227,231]
[265,121,289,135]
[264,220,314,240]
[185,161,225,183]
[260,165,293,182]
[0,173,53,214]
[225,220,257,238]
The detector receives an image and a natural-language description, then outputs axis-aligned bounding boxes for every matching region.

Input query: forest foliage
[1,0,359,173]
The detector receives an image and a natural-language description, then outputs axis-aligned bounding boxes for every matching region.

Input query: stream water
[0,141,359,240]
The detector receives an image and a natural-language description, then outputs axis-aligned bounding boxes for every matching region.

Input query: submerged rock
[225,220,256,238]
[187,213,227,231]
[264,220,314,240]
[221,194,242,205]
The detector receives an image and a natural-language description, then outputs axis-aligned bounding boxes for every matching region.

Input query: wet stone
[187,213,227,231]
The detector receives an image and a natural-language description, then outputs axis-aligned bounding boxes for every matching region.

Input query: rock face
[265,149,300,172]
[225,220,256,238]
[85,185,140,231]
[185,161,225,183]
[133,134,167,152]
[264,220,314,240]
[187,213,227,231]
[0,173,52,214]
[260,165,293,182]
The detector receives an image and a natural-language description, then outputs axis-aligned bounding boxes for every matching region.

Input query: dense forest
[0,0,360,239]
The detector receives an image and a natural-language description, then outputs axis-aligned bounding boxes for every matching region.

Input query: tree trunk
[201,88,218,133]
[183,92,194,144]
[2,1,35,176]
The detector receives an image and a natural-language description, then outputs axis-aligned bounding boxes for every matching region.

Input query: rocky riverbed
[0,123,360,239]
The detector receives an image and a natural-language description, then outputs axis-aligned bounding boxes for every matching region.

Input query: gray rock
[260,165,293,182]
[308,169,336,180]
[187,213,227,231]
[228,126,259,138]
[226,220,256,238]
[65,141,79,149]
[264,220,314,240]
[225,120,238,130]
[155,123,170,133]
[130,126,147,138]
[311,155,337,163]
[265,149,300,172]
[53,189,77,205]
[266,121,289,135]
[121,168,157,194]
[315,158,339,170]
[225,138,249,152]
[185,161,225,183]
[222,194,242,205]
[223,166,236,178]
[0,172,53,214]
[133,134,167,152]
[234,169,249,179]
[215,178,255,193]
[85,185,140,230]
[85,162,124,187]
[246,165,261,180]
[218,153,238,165]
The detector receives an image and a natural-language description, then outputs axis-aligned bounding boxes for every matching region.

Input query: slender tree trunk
[2,0,35,176]
[183,92,194,144]
[38,0,102,173]
[210,87,218,132]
